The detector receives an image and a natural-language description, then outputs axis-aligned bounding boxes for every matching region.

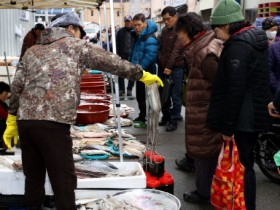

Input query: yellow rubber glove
[3,114,18,149]
[139,70,164,87]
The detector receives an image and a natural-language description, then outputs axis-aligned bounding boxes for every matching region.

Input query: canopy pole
[103,3,110,52]
[98,8,102,47]
[109,0,123,162]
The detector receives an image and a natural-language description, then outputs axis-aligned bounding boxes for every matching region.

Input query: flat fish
[75,160,118,173]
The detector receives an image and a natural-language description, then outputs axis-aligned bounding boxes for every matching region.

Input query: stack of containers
[258,2,280,17]
[76,73,111,125]
[143,151,174,194]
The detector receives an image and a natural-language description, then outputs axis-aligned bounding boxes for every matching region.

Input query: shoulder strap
[141,33,157,42]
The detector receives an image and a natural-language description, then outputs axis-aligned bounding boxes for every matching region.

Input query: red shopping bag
[211,140,246,210]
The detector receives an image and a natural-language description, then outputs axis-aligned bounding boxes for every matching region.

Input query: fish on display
[75,160,119,178]
[79,195,141,210]
[80,149,110,156]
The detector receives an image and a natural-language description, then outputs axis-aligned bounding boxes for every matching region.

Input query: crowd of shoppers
[3,12,162,210]
[3,0,280,209]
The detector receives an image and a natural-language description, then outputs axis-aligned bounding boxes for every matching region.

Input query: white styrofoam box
[0,160,146,195]
[77,162,146,189]
[0,168,53,195]
[75,189,122,201]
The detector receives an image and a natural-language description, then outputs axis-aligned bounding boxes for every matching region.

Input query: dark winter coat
[116,27,133,60]
[19,29,39,61]
[158,27,184,70]
[268,41,280,95]
[185,31,223,158]
[130,20,158,73]
[207,27,271,136]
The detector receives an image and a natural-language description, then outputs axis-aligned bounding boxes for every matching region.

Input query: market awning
[0,0,105,9]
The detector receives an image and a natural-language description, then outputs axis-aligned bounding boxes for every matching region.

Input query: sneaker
[166,122,177,132]
[175,157,195,172]
[134,121,147,128]
[183,190,210,204]
[127,89,132,96]
[133,116,145,123]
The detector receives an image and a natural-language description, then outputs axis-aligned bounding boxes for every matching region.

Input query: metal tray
[112,189,181,210]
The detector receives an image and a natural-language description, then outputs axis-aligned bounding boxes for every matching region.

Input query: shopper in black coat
[116,15,135,96]
[207,28,271,134]
[208,0,271,209]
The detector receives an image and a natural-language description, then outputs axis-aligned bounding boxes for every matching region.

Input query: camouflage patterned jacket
[9,27,143,124]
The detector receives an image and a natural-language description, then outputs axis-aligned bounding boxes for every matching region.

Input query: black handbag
[160,76,173,107]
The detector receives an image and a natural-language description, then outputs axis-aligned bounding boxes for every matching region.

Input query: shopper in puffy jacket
[268,41,280,95]
[175,12,223,204]
[208,0,271,209]
[262,17,280,45]
[130,13,158,127]
[3,12,162,210]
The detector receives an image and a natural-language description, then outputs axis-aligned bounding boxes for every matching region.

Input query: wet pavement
[120,89,280,210]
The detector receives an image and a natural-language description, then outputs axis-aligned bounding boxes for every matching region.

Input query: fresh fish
[147,83,161,113]
[73,154,84,162]
[75,160,119,178]
[76,204,86,210]
[104,117,133,127]
[123,146,143,158]
[123,140,146,151]
[80,149,110,156]
[83,123,108,132]
[84,144,111,152]
[108,129,136,139]
[89,196,141,210]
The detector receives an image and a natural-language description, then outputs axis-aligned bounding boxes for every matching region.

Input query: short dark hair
[0,82,10,94]
[175,13,206,39]
[211,20,251,35]
[34,23,45,31]
[262,17,278,30]
[133,13,146,22]
[161,6,177,17]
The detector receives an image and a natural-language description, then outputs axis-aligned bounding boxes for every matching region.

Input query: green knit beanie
[210,0,244,25]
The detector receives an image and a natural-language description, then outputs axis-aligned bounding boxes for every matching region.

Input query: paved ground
[120,86,280,210]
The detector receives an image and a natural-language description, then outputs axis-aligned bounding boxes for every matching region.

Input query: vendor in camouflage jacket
[4,12,162,210]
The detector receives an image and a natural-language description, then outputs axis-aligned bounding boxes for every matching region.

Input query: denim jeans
[159,68,184,122]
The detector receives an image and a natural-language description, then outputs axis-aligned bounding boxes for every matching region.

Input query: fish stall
[0,0,181,209]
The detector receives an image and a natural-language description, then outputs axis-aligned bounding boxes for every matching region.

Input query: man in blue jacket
[130,13,158,127]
